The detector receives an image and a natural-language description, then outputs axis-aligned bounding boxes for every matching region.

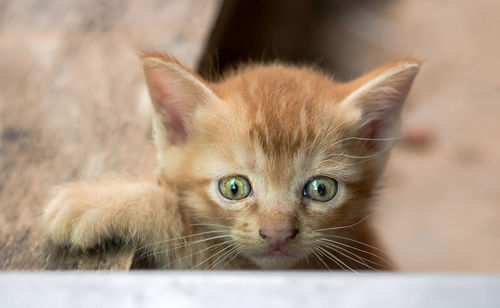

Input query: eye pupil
[317,183,326,196]
[218,176,251,201]
[230,182,239,195]
[304,176,338,202]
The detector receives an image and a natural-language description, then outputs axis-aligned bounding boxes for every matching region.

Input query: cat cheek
[213,189,255,211]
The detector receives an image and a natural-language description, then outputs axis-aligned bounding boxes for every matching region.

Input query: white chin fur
[248,254,300,269]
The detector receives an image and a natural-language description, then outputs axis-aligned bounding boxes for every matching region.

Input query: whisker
[220,246,243,269]
[138,234,232,261]
[316,245,357,273]
[191,243,236,270]
[315,246,346,270]
[318,247,347,271]
[316,215,372,232]
[310,119,346,152]
[321,235,387,253]
[172,234,231,248]
[190,223,230,229]
[318,238,391,265]
[163,240,233,269]
[315,245,346,271]
[317,240,379,271]
[137,229,227,250]
[324,147,391,160]
[311,248,331,271]
[209,245,241,270]
[330,136,404,148]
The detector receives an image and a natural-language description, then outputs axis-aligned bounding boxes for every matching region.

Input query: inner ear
[142,54,219,144]
[340,60,421,151]
[364,120,384,151]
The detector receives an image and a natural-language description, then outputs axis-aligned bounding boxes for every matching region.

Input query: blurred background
[0,0,499,270]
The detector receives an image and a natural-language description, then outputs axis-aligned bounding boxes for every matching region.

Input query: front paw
[43,185,103,250]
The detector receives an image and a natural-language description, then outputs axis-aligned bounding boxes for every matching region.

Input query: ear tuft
[340,59,421,151]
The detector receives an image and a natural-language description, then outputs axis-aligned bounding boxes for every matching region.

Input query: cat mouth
[247,247,301,269]
[259,246,296,258]
[265,249,288,257]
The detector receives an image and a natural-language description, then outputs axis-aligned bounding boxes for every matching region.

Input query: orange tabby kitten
[43,54,419,270]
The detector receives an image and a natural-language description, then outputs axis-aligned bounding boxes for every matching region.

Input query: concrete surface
[1,272,499,308]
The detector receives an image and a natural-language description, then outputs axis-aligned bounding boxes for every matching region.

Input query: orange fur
[43,54,420,270]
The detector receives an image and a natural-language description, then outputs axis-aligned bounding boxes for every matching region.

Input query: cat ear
[340,59,421,151]
[141,54,219,144]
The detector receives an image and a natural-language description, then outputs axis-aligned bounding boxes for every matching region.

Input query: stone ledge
[1,272,499,308]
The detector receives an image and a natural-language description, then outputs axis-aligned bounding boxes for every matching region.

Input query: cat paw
[43,185,103,250]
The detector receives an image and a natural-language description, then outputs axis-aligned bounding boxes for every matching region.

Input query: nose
[258,226,299,246]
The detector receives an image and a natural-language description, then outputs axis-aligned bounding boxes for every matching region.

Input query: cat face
[142,55,419,269]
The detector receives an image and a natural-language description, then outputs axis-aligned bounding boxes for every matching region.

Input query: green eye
[303,176,338,202]
[218,176,252,201]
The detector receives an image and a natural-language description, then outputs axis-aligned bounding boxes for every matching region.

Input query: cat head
[142,54,419,269]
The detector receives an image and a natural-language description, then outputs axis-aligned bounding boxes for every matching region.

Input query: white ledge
[1,272,499,308]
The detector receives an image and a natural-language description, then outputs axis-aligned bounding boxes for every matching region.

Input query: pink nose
[258,226,299,247]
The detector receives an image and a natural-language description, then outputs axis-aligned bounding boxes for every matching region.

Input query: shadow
[197,0,395,81]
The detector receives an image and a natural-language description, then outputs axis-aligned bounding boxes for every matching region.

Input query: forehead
[215,65,343,147]
[201,65,354,185]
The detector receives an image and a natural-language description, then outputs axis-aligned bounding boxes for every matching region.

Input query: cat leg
[43,178,185,258]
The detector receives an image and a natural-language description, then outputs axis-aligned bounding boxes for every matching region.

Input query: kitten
[43,54,420,270]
